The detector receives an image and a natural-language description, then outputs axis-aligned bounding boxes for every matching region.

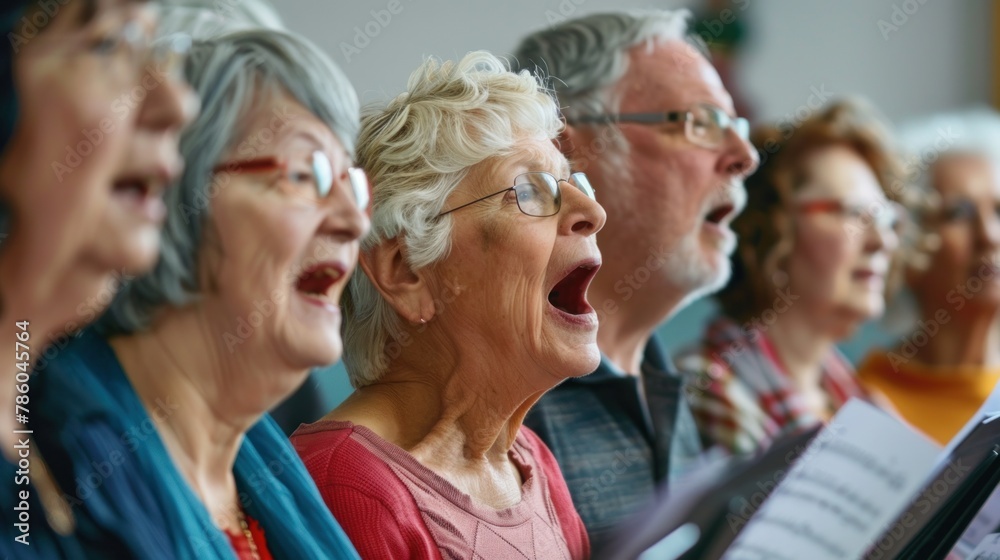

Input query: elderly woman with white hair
[857,108,1000,444]
[291,51,604,559]
[30,28,368,559]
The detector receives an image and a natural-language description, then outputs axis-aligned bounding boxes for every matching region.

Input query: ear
[358,236,436,324]
[554,123,607,172]
[556,122,580,164]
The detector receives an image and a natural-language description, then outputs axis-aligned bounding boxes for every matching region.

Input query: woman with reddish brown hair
[677,98,904,455]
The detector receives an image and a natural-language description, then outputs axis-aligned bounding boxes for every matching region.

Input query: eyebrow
[78,0,149,26]
[520,158,571,179]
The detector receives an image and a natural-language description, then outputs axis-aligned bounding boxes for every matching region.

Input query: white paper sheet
[967,532,1000,559]
[721,399,942,560]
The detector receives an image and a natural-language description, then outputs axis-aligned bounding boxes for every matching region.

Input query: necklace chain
[235,505,261,560]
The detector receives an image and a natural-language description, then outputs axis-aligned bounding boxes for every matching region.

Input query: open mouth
[295,262,346,306]
[705,202,736,225]
[548,261,600,316]
[112,176,168,221]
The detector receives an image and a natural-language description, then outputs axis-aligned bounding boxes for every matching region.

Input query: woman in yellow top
[858,108,1000,444]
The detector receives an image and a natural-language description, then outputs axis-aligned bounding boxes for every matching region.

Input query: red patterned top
[226,513,274,560]
[677,316,885,455]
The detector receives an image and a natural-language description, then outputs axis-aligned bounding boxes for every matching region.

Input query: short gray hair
[342,50,562,388]
[155,0,284,38]
[98,28,359,334]
[510,10,697,119]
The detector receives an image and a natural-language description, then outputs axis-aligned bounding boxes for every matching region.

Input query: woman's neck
[912,306,1000,368]
[0,235,112,456]
[338,347,540,510]
[337,325,545,465]
[763,309,838,390]
[109,306,302,529]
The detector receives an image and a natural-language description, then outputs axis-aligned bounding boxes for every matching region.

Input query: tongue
[549,269,586,315]
[297,273,330,295]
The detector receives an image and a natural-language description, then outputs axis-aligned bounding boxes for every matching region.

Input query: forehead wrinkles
[621,42,731,114]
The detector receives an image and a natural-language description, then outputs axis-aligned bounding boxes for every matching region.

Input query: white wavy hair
[342,50,563,388]
[883,106,1000,333]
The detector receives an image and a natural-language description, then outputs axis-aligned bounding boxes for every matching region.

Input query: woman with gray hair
[292,51,604,559]
[857,108,1000,444]
[30,28,368,559]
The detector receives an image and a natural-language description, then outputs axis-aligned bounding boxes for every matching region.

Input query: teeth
[321,267,342,281]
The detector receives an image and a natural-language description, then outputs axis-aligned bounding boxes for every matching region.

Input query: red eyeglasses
[795,198,906,234]
[213,151,370,212]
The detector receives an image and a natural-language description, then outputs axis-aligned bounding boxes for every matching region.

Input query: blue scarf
[0,2,22,153]
[32,329,360,559]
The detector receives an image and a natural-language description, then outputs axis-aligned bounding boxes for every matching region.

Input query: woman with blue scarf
[0,1,195,557]
[31,27,368,560]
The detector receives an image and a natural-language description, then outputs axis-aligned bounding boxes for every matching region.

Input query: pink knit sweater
[292,420,590,559]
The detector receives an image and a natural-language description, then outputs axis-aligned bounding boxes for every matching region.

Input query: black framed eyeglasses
[566,103,749,149]
[437,172,595,218]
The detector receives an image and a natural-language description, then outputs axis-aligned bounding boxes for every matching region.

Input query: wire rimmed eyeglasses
[437,172,596,218]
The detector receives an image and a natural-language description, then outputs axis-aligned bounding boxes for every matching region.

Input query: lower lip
[296,292,341,314]
[703,221,735,243]
[114,188,167,222]
[852,272,884,285]
[546,302,598,330]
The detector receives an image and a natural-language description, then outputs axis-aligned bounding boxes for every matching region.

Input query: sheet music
[940,381,1000,464]
[952,485,1000,558]
[967,532,1000,559]
[721,400,941,560]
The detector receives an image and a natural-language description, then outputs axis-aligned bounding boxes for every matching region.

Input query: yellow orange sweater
[857,351,1000,444]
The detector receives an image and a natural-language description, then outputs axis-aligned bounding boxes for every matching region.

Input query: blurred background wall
[267,0,996,413]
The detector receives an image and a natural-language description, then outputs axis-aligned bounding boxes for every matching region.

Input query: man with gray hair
[513,9,758,550]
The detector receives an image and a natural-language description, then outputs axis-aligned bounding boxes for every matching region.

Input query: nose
[558,182,606,237]
[862,205,899,254]
[135,66,199,133]
[718,128,759,178]
[318,171,370,242]
[975,203,1000,252]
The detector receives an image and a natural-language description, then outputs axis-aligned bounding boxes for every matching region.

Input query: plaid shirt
[524,337,703,556]
[676,316,873,456]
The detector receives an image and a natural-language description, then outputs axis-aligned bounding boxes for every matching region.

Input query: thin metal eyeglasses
[213,151,371,212]
[566,103,750,149]
[437,172,595,218]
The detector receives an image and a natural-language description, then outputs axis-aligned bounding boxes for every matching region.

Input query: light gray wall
[269,0,993,408]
